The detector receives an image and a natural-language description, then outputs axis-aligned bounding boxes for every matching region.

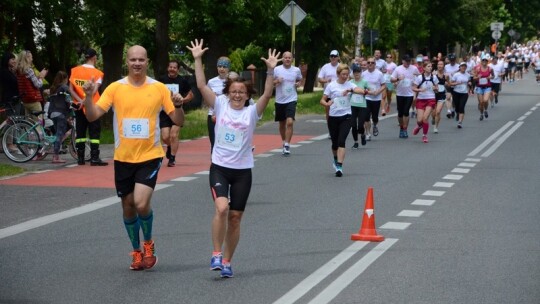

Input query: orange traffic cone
[351,187,385,242]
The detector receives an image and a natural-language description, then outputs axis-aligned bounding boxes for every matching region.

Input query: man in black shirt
[159,60,193,167]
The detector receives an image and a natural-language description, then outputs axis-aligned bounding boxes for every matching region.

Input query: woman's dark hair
[1,52,15,70]
[49,71,69,94]
[223,78,256,98]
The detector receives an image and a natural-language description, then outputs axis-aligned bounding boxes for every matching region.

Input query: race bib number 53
[123,118,149,139]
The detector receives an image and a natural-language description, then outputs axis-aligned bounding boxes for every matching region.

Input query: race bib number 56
[123,118,149,139]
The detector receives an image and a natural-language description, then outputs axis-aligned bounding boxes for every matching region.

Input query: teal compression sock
[139,210,154,241]
[123,216,140,250]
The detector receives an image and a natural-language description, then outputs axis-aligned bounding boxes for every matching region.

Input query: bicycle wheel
[69,116,91,161]
[2,122,40,163]
[33,126,54,161]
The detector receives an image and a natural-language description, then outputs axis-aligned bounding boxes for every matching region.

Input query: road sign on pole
[279,1,307,65]
[490,22,504,31]
[492,30,501,40]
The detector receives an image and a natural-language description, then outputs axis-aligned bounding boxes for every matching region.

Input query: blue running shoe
[210,254,223,271]
[221,264,234,278]
[332,159,338,171]
[403,130,409,138]
[335,165,343,177]
[399,129,404,138]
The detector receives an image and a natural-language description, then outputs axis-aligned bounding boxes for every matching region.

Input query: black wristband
[174,104,183,109]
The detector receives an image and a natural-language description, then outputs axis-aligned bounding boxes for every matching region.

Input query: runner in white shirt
[374,50,387,72]
[391,54,420,138]
[273,51,302,155]
[412,61,438,143]
[444,54,459,119]
[449,62,472,129]
[362,57,386,140]
[489,56,505,107]
[188,39,280,278]
[320,63,367,177]
[318,50,340,135]
[383,53,397,115]
[207,57,230,153]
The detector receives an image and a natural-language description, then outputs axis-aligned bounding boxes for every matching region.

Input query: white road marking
[411,199,435,206]
[195,171,209,175]
[255,153,273,158]
[433,182,454,188]
[518,115,526,121]
[272,241,370,304]
[397,210,424,217]
[524,111,532,116]
[468,121,513,156]
[171,176,199,182]
[481,122,523,157]
[443,174,463,180]
[271,149,283,153]
[155,184,173,191]
[422,190,445,197]
[380,222,411,230]
[34,170,53,174]
[452,168,470,174]
[0,196,120,240]
[66,164,78,168]
[457,162,476,168]
[298,141,314,144]
[465,158,481,162]
[307,239,398,304]
[311,134,329,141]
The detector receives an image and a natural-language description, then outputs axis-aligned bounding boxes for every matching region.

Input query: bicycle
[0,97,34,154]
[1,93,90,163]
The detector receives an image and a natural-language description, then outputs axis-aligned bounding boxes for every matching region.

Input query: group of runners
[41,38,539,279]
[316,40,540,177]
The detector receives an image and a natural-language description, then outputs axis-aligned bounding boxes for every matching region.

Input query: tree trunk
[204,32,227,80]
[355,0,367,57]
[302,66,318,94]
[153,0,171,78]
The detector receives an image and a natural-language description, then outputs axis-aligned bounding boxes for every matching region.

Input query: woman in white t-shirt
[207,57,231,153]
[449,62,472,128]
[188,39,280,278]
[320,63,366,177]
[412,62,438,143]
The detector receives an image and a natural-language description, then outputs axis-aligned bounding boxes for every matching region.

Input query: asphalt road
[1,74,539,303]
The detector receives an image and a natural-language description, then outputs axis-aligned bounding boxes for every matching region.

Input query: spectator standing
[0,52,20,114]
[15,50,47,117]
[69,48,108,166]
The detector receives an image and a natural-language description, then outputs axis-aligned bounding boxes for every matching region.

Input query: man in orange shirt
[69,48,108,166]
[82,45,184,271]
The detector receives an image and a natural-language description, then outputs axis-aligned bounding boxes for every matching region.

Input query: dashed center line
[422,190,445,197]
[443,174,463,180]
[433,182,454,188]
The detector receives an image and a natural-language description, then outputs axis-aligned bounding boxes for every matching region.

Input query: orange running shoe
[143,240,158,269]
[130,250,144,271]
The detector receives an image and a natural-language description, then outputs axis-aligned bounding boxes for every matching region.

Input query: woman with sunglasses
[362,57,386,140]
[383,53,397,115]
[188,39,280,278]
[472,55,494,121]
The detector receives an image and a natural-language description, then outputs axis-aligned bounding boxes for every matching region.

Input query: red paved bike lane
[0,134,312,188]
